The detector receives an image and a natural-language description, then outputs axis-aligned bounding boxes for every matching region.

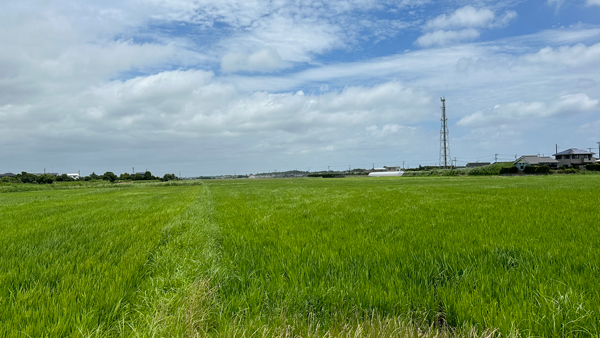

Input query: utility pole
[453,157,457,168]
[44,168,46,174]
[348,165,351,171]
[132,167,134,175]
[403,161,405,169]
[555,144,558,156]
[597,141,600,157]
[439,97,451,169]
[328,166,330,172]
[495,154,498,163]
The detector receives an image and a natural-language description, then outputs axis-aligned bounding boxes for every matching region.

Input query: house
[466,162,491,168]
[0,173,15,178]
[553,148,596,168]
[514,156,558,171]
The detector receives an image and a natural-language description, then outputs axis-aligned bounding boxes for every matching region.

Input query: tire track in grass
[123,184,224,337]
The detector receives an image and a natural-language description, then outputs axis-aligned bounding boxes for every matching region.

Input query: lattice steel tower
[439,97,451,169]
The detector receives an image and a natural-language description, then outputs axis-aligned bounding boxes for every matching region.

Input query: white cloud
[425,6,496,30]
[416,29,480,47]
[547,0,565,11]
[520,43,600,66]
[457,94,599,128]
[221,48,286,73]
[587,0,600,6]
[218,13,345,68]
[417,6,516,47]
[27,71,432,152]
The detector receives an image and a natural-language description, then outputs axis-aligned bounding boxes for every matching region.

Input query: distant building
[368,171,404,177]
[466,162,491,168]
[553,148,596,168]
[67,173,80,180]
[372,166,402,172]
[514,156,559,171]
[0,173,15,178]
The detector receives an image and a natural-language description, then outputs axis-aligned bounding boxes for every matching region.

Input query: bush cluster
[499,167,519,174]
[467,162,515,176]
[523,165,550,174]
[586,163,600,171]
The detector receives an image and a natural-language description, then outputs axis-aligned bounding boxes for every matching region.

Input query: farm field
[0,176,599,337]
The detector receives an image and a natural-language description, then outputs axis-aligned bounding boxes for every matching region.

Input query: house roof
[554,148,594,156]
[515,156,558,165]
[466,162,491,168]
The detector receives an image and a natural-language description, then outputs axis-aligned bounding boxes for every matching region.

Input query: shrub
[500,167,518,174]
[524,165,550,174]
[16,172,39,183]
[37,174,56,184]
[467,162,515,176]
[0,176,20,183]
[586,164,600,171]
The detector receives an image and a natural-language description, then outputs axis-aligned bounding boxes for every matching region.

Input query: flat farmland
[0,176,599,337]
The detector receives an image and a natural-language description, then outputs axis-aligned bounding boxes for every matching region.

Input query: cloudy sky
[1,0,600,176]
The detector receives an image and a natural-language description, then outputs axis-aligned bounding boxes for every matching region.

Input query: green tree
[89,172,99,180]
[37,174,56,184]
[56,174,74,182]
[16,172,38,183]
[143,171,152,180]
[102,171,118,183]
[162,173,177,181]
[119,173,132,180]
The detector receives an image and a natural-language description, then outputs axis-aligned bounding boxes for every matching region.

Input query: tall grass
[0,185,202,336]
[1,176,599,337]
[206,176,600,336]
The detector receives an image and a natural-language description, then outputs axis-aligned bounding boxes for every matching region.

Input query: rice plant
[1,176,599,337]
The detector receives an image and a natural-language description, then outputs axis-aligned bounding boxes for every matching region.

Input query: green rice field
[0,176,599,337]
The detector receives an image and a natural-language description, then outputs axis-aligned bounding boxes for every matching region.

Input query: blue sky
[1,0,600,176]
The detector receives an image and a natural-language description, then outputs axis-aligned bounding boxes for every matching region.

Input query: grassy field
[0,176,598,337]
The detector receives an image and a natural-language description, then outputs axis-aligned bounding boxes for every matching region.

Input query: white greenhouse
[368,171,404,177]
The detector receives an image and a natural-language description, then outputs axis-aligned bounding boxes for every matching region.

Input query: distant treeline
[0,171,179,184]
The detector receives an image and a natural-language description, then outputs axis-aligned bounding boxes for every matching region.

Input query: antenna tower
[439,97,451,169]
